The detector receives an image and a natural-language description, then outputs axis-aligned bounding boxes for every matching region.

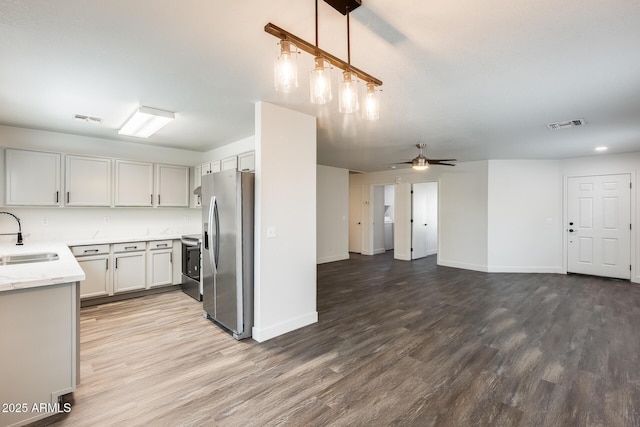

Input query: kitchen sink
[0,252,59,265]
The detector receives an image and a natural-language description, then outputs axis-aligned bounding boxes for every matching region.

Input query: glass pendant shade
[310,57,332,104]
[339,71,359,113]
[363,82,380,120]
[274,40,298,93]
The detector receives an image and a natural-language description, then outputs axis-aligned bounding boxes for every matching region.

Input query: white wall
[349,162,489,270]
[0,125,202,244]
[253,102,317,342]
[203,136,255,162]
[317,165,349,264]
[487,160,562,273]
[437,161,489,271]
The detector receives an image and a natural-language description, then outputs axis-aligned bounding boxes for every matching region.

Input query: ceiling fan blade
[426,158,457,163]
[429,162,456,166]
[390,161,413,165]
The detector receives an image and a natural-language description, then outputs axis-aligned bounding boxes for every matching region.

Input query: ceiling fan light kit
[265,0,382,119]
[393,144,458,171]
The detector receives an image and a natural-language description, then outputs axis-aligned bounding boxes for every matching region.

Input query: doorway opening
[371,185,395,256]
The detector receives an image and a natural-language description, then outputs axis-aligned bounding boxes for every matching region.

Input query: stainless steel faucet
[0,211,24,245]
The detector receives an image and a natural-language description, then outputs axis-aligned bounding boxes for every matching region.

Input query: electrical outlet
[267,226,278,238]
[42,218,48,225]
[104,216,110,223]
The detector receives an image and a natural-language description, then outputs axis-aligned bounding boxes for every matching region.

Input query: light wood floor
[40,253,640,426]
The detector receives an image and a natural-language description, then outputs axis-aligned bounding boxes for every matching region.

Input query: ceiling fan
[394,144,457,171]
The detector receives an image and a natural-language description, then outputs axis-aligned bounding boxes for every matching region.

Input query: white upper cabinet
[211,160,221,173]
[65,155,111,206]
[155,164,189,207]
[221,156,237,171]
[5,149,61,206]
[201,162,212,175]
[238,151,255,172]
[115,160,154,207]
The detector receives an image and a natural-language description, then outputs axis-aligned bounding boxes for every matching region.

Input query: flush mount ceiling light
[118,106,175,138]
[595,146,608,152]
[265,0,383,119]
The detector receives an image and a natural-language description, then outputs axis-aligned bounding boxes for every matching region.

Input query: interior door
[567,174,631,279]
[412,183,429,259]
[349,183,363,253]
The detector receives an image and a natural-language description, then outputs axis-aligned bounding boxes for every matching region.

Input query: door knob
[424,224,427,226]
[569,229,574,233]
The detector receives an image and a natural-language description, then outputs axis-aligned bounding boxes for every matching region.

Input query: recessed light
[389,165,396,169]
[595,146,608,152]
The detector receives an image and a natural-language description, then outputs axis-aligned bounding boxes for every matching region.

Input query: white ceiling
[1,0,640,172]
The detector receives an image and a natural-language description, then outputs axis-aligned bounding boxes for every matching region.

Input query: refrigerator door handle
[213,196,220,271]
[208,196,217,273]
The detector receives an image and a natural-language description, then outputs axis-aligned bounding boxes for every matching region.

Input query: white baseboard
[426,249,437,256]
[316,253,350,264]
[394,252,411,261]
[486,266,563,273]
[252,311,318,343]
[373,248,386,255]
[437,259,489,272]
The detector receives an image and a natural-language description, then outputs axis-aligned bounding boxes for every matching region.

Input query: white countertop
[0,242,86,292]
[67,233,186,246]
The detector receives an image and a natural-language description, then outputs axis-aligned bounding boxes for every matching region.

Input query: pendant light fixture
[363,82,380,120]
[310,0,332,104]
[338,7,358,113]
[265,0,382,119]
[274,40,298,93]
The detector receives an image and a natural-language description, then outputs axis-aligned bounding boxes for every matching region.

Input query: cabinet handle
[106,258,108,270]
[66,192,70,203]
[157,243,168,248]
[84,249,99,253]
[124,246,137,250]
[115,258,118,269]
[170,253,172,263]
[151,194,153,205]
[56,191,59,203]
[158,194,161,205]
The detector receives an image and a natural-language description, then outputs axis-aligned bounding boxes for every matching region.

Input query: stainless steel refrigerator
[202,170,254,340]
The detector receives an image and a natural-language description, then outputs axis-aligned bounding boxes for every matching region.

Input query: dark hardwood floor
[45,252,640,426]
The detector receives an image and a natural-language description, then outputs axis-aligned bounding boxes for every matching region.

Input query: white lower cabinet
[77,256,110,298]
[73,239,178,300]
[113,242,146,293]
[71,244,111,298]
[148,240,173,288]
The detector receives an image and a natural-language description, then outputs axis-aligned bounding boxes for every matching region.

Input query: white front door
[567,174,631,279]
[412,183,429,259]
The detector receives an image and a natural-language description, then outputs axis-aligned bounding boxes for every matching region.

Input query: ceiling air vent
[547,118,586,130]
[74,114,102,125]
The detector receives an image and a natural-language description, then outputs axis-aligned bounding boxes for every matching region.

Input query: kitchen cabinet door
[201,162,212,175]
[5,149,61,206]
[148,249,173,288]
[65,155,111,206]
[77,255,111,298]
[115,160,154,206]
[155,164,189,207]
[221,156,237,171]
[238,151,255,172]
[210,160,221,173]
[113,252,146,293]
